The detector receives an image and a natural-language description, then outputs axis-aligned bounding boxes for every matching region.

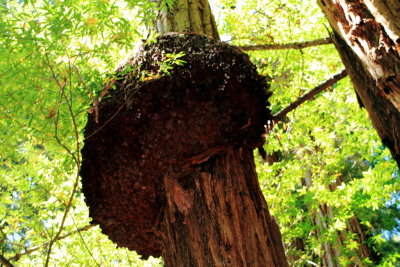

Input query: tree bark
[160,147,288,267]
[318,0,400,167]
[155,0,220,40]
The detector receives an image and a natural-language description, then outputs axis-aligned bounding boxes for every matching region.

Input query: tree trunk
[303,174,340,267]
[155,0,220,40]
[150,1,288,266]
[81,30,290,265]
[317,0,400,167]
[293,142,375,266]
[301,176,374,266]
[82,0,289,264]
[160,147,288,267]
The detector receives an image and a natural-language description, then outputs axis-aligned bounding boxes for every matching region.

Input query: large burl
[80,33,279,262]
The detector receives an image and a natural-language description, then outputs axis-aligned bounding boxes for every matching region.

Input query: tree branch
[9,225,96,261]
[238,37,333,51]
[273,69,348,121]
[43,51,83,267]
[0,255,14,267]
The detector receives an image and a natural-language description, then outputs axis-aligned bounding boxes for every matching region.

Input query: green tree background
[0,0,399,266]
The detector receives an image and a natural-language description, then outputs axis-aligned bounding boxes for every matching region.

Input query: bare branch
[9,225,96,261]
[43,51,82,267]
[0,255,14,267]
[273,69,348,121]
[238,37,333,51]
[71,217,101,266]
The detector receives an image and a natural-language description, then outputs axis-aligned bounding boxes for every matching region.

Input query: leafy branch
[238,37,332,51]
[273,69,348,121]
[8,225,96,262]
[157,51,187,75]
[43,51,83,267]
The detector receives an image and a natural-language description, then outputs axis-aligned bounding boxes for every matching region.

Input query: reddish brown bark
[161,148,288,267]
[318,0,400,110]
[345,217,372,262]
[318,0,400,167]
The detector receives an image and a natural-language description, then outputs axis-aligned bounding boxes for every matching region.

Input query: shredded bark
[319,0,400,110]
[161,147,288,267]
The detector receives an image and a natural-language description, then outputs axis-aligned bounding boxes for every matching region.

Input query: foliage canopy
[0,0,399,266]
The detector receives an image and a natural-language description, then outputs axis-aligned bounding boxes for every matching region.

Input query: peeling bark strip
[155,0,220,40]
[318,0,400,167]
[363,0,400,51]
[238,37,333,51]
[318,0,400,110]
[161,148,288,267]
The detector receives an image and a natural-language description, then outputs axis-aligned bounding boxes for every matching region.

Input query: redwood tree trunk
[152,1,288,266]
[81,30,290,265]
[317,0,400,167]
[160,147,288,267]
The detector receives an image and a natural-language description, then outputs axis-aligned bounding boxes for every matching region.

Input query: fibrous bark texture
[319,0,400,110]
[161,147,287,267]
[155,0,220,40]
[318,0,400,167]
[80,33,288,265]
